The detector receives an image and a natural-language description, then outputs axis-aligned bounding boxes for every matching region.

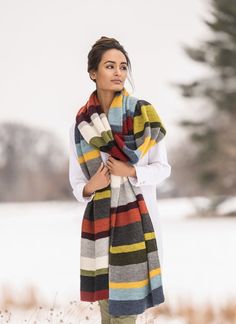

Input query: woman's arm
[128,137,171,187]
[69,123,95,203]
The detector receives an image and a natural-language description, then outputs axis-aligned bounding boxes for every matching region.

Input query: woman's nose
[114,68,122,76]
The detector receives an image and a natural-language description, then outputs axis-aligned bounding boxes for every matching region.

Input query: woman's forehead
[101,49,127,64]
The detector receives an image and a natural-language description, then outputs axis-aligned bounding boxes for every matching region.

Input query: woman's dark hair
[87,36,134,92]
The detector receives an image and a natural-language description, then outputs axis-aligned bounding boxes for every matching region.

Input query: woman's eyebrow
[104,60,127,65]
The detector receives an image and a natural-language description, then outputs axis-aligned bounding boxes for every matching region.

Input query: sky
[0,0,211,155]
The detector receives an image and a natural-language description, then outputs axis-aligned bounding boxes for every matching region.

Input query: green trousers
[98,299,137,324]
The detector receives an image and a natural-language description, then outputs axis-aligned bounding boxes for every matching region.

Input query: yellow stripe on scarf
[134,104,163,134]
[110,232,156,254]
[109,267,161,289]
[94,190,111,200]
[110,88,129,108]
[78,149,100,163]
[144,232,156,240]
[150,267,161,278]
[110,241,146,254]
[138,137,157,158]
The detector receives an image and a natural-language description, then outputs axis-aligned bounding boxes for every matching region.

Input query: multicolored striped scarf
[74,87,166,316]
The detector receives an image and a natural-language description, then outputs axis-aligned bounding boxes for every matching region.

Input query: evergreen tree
[175,0,236,196]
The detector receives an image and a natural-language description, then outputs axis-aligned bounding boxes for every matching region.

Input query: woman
[69,36,171,323]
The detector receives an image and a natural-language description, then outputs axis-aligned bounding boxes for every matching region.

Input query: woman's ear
[89,70,96,81]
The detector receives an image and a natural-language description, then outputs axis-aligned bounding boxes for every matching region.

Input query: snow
[0,198,235,312]
[217,196,236,216]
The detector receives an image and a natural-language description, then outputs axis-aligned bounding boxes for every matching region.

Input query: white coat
[68,122,171,267]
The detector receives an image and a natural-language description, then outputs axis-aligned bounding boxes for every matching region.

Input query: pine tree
[176,0,236,196]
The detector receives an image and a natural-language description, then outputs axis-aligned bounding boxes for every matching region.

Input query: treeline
[0,121,71,202]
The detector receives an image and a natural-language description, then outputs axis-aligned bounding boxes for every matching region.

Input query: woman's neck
[96,88,116,116]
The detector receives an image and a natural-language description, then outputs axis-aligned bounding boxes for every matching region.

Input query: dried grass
[0,284,235,324]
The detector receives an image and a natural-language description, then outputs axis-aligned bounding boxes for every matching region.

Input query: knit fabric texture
[74,87,166,316]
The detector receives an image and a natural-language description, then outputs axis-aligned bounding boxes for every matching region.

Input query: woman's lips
[111,80,122,83]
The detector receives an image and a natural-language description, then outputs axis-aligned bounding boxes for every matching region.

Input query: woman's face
[90,48,128,92]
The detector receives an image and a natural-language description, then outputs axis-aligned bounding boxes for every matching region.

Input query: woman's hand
[83,157,136,197]
[106,156,136,177]
[83,162,111,197]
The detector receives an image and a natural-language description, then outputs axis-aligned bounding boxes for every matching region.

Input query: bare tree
[0,121,71,202]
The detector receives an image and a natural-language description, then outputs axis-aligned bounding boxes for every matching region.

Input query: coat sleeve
[127,137,171,187]
[68,123,95,203]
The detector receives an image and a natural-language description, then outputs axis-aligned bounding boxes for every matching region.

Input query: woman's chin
[101,84,124,92]
[111,84,124,90]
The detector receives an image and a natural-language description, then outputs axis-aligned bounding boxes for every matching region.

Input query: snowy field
[0,198,235,322]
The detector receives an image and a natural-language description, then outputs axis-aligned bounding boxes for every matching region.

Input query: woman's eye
[106,65,127,70]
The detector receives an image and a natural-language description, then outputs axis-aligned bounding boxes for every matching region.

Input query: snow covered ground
[0,198,235,320]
